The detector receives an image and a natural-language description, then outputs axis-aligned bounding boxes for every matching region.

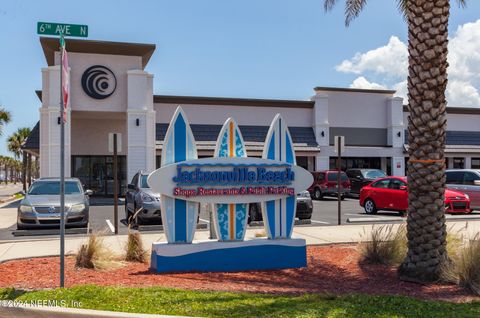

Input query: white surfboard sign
[147,157,313,204]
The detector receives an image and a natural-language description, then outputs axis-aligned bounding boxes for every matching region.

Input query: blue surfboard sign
[261,114,297,239]
[212,118,248,241]
[159,106,199,244]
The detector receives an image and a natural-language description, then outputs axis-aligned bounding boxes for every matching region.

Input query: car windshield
[327,172,348,181]
[363,170,387,179]
[28,181,82,195]
[140,175,150,188]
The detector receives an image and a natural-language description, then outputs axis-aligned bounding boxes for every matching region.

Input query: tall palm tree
[324,0,466,282]
[7,128,31,191]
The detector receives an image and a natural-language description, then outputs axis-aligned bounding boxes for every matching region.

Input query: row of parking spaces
[3,197,480,241]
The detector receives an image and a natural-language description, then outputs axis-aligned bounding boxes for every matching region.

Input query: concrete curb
[347,214,480,223]
[0,197,21,208]
[0,305,196,318]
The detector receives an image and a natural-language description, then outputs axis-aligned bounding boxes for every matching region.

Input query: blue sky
[0,0,479,156]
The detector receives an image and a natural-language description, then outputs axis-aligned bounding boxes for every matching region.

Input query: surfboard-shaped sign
[212,118,248,241]
[148,157,312,204]
[261,114,297,239]
[159,106,199,244]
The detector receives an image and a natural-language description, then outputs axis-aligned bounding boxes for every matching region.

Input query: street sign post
[335,136,345,225]
[37,22,88,37]
[37,21,88,288]
[109,133,122,235]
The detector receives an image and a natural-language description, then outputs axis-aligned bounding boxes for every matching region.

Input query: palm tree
[0,156,6,184]
[0,108,11,137]
[324,0,466,282]
[7,128,31,191]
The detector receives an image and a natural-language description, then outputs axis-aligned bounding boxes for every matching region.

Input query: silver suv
[17,178,92,230]
[125,171,161,225]
[446,169,480,210]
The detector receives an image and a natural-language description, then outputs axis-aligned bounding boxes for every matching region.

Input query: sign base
[150,238,307,273]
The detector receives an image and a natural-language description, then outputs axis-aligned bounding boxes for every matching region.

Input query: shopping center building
[22,37,480,196]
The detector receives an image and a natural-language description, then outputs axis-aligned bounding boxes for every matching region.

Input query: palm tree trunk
[399,0,449,282]
[22,153,27,192]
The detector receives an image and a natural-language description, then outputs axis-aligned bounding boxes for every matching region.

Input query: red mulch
[0,245,477,303]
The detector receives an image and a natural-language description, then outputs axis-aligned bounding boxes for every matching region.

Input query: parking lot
[2,196,480,242]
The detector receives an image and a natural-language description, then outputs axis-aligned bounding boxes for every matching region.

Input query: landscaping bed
[0,244,477,304]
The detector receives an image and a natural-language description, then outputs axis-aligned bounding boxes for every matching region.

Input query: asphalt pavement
[2,195,480,241]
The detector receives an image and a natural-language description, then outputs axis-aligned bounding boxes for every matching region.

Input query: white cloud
[449,20,480,81]
[336,36,408,78]
[447,80,480,107]
[349,76,387,90]
[337,20,480,107]
[393,80,407,101]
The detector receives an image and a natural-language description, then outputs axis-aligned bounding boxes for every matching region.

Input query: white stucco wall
[70,113,127,156]
[54,52,142,112]
[403,111,480,132]
[320,91,393,128]
[154,103,313,127]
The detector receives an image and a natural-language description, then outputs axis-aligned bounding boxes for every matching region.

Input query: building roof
[156,123,318,147]
[154,95,314,108]
[404,130,480,146]
[314,86,396,95]
[21,122,40,156]
[40,37,156,69]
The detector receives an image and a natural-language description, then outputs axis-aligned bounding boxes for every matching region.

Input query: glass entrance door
[72,155,126,197]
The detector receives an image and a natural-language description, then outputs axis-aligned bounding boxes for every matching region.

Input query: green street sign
[37,22,88,37]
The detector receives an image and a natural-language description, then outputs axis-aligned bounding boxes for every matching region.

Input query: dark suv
[308,170,351,200]
[346,169,387,196]
[248,190,313,223]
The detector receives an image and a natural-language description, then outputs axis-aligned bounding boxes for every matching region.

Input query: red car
[359,176,471,215]
[308,170,351,200]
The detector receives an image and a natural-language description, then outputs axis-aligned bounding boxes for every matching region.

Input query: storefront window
[453,157,465,169]
[329,157,381,171]
[472,158,480,169]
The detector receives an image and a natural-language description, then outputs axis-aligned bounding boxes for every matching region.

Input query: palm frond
[0,108,11,124]
[324,0,340,12]
[396,0,408,21]
[345,0,368,26]
[457,0,467,8]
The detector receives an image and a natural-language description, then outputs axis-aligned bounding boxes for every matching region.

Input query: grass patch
[359,224,407,265]
[0,285,479,318]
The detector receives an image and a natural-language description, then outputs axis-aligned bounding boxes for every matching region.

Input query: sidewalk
[1,221,479,263]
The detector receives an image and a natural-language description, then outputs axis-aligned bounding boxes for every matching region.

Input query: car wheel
[16,223,28,230]
[249,204,261,222]
[125,202,131,220]
[364,199,377,215]
[340,195,345,201]
[313,188,323,200]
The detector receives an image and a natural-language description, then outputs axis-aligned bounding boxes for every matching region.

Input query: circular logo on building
[81,65,117,99]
